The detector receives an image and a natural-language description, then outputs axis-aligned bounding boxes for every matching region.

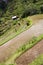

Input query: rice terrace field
[0,0,43,65]
[0,14,43,65]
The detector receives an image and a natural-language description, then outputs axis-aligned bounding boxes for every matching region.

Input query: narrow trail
[0,19,43,62]
[15,40,43,65]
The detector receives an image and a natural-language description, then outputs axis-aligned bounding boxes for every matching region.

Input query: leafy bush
[0,20,2,24]
[21,8,39,18]
[40,6,43,13]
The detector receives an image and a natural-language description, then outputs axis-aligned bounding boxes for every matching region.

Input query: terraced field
[0,18,32,45]
[0,15,43,65]
[15,40,43,65]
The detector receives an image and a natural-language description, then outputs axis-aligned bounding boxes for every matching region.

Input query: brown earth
[0,17,43,63]
[15,40,43,65]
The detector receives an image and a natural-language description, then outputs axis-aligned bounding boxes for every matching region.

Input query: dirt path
[0,19,43,62]
[15,40,43,65]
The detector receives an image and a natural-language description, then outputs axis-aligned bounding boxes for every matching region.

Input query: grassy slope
[0,18,32,45]
[5,34,43,65]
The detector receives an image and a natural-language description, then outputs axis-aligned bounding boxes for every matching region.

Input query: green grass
[5,34,43,65]
[29,54,43,65]
[0,18,32,45]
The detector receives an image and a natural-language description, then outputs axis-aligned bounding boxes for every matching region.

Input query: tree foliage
[0,0,7,10]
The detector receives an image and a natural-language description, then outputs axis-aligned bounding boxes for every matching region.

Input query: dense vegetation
[0,0,43,35]
[0,0,43,18]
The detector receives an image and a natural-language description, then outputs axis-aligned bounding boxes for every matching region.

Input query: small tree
[21,8,30,18]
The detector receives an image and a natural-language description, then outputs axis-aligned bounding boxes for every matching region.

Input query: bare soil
[0,17,43,62]
[15,40,43,65]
